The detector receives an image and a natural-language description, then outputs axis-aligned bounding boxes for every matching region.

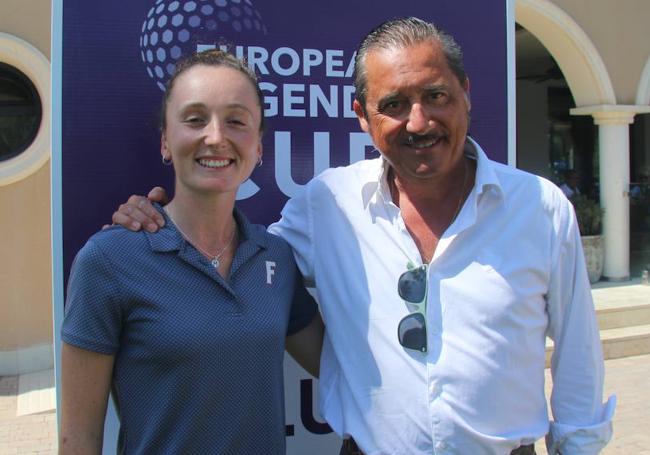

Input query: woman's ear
[160,132,171,162]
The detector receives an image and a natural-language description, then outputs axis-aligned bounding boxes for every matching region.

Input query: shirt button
[435,441,446,450]
[430,383,440,396]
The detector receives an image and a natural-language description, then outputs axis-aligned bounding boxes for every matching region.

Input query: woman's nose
[204,119,224,145]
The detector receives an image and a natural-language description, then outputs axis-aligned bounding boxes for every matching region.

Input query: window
[0,62,42,162]
[0,33,50,186]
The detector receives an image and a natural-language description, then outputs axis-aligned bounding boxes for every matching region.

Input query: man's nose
[406,103,432,133]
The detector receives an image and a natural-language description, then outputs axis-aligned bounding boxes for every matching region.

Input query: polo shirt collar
[146,203,270,254]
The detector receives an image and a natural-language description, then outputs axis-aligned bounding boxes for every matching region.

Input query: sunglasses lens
[398,313,427,352]
[398,267,427,302]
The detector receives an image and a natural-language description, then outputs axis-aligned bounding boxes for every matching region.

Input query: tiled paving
[0,375,56,455]
[535,354,650,455]
[2,354,649,454]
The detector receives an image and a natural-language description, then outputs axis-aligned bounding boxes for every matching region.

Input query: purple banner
[62,0,508,276]
[59,0,508,451]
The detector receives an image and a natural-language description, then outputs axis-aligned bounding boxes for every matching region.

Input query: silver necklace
[165,209,237,269]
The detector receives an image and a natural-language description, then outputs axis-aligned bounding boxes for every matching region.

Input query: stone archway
[515,0,641,279]
[515,0,615,106]
[637,57,650,106]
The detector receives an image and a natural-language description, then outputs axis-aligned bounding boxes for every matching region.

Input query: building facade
[0,0,648,374]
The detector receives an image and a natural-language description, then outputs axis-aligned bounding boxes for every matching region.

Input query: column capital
[570,104,650,125]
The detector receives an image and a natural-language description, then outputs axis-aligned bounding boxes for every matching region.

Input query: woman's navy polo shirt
[62,207,317,454]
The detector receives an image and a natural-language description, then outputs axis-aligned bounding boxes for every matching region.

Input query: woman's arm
[59,342,115,455]
[286,312,324,378]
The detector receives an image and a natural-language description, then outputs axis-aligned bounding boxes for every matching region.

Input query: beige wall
[554,0,650,104]
[0,166,52,348]
[0,0,52,351]
[0,0,51,58]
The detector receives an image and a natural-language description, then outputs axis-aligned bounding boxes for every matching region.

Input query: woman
[60,50,323,454]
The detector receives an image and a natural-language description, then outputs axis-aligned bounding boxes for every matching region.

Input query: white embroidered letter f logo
[266,261,276,285]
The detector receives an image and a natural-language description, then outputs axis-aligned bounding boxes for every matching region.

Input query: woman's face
[161,64,262,198]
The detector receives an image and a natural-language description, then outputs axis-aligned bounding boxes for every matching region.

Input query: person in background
[60,49,323,455]
[560,169,581,199]
[111,18,614,455]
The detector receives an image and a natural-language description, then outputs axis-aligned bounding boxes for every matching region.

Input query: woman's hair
[160,48,265,133]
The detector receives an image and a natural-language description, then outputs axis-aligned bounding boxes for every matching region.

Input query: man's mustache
[404,132,445,146]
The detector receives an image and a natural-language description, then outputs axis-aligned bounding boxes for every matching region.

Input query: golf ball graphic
[139,0,267,91]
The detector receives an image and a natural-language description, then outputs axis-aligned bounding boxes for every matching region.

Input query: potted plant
[570,194,604,283]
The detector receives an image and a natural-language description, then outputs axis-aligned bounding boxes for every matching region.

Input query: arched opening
[515,23,598,196]
[515,0,650,278]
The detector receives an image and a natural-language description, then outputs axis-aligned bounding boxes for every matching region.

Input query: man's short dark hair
[353,17,466,109]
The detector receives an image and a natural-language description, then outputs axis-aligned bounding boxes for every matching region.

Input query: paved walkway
[534,353,650,454]
[0,375,56,455]
[1,353,649,453]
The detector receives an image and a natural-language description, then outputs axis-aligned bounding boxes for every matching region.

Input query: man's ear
[463,77,471,111]
[353,99,370,133]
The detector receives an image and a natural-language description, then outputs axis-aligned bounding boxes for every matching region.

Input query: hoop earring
[162,156,172,166]
[257,158,263,168]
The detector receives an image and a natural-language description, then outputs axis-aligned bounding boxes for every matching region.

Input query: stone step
[591,279,650,307]
[594,300,650,330]
[600,324,650,359]
[541,280,650,366]
[545,324,650,366]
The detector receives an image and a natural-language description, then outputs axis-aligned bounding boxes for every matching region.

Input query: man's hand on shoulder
[110,186,168,232]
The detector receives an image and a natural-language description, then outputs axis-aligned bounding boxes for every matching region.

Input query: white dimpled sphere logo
[139,0,267,91]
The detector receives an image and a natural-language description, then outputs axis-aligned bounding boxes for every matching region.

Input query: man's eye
[379,100,403,114]
[184,117,204,124]
[228,118,246,126]
[428,92,447,103]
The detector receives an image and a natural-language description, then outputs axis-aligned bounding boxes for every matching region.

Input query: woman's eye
[227,117,249,127]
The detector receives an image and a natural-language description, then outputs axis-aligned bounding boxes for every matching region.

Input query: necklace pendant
[210,257,220,269]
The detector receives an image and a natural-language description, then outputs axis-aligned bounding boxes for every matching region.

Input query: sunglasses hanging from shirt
[397,262,428,352]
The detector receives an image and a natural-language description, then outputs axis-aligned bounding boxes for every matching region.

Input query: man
[560,170,581,199]
[113,17,614,455]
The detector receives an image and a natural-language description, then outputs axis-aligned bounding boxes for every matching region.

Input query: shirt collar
[466,137,504,200]
[361,136,504,209]
[360,158,393,209]
[146,203,269,253]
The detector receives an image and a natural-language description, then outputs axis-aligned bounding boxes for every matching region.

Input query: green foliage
[570,194,603,236]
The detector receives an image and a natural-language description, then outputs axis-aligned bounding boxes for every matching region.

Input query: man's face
[353,41,470,183]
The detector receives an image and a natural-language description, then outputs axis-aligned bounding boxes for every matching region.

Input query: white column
[592,111,634,280]
[571,105,650,281]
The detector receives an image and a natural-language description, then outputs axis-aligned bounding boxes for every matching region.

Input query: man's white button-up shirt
[269,139,615,455]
